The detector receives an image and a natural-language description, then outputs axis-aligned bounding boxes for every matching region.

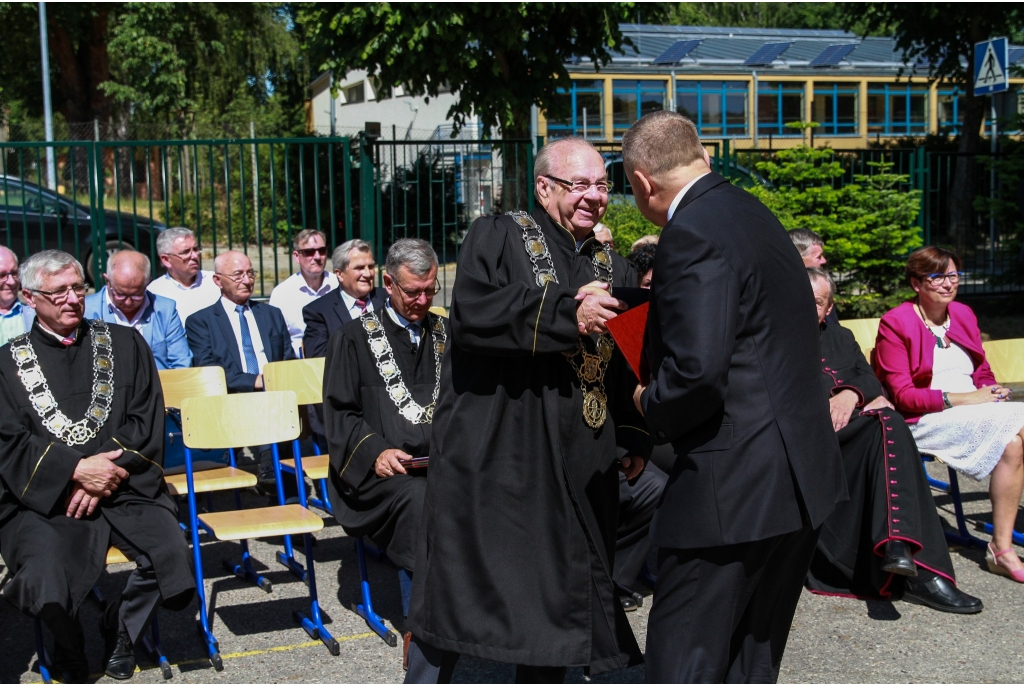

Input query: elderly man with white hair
[146,227,220,323]
[0,250,194,682]
[0,246,35,347]
[85,250,192,370]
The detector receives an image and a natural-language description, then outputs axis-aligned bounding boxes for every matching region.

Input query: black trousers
[404,636,567,684]
[615,463,668,589]
[645,525,819,684]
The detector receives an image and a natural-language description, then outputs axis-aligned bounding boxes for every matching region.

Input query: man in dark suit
[622,111,846,683]
[185,250,296,490]
[302,239,386,359]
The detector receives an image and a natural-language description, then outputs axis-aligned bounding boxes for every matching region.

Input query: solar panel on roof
[1010,47,1024,65]
[652,40,702,65]
[743,42,792,66]
[809,44,857,67]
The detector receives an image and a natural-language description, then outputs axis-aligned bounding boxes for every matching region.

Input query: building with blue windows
[540,25,1024,148]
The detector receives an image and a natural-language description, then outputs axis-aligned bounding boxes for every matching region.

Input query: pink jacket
[874,300,996,422]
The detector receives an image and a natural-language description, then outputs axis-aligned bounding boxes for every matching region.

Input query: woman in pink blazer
[875,246,1024,583]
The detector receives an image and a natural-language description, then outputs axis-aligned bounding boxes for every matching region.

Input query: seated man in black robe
[0,250,195,682]
[322,238,443,649]
[804,268,982,613]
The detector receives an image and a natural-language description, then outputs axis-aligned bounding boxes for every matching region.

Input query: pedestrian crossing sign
[974,37,1008,96]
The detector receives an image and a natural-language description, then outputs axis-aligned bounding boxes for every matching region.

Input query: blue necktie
[235,305,259,374]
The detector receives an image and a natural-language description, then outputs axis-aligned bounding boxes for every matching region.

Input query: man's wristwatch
[942,391,952,409]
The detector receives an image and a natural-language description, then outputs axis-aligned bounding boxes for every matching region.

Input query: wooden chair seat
[281,455,330,480]
[106,547,131,565]
[165,466,257,496]
[163,460,227,477]
[198,504,324,542]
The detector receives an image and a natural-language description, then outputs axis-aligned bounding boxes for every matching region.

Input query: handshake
[575,281,626,335]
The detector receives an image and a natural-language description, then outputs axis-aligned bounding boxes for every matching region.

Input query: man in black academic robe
[323,238,443,638]
[405,138,650,683]
[0,251,194,682]
[803,269,982,613]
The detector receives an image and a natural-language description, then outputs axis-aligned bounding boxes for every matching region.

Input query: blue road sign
[974,37,1009,96]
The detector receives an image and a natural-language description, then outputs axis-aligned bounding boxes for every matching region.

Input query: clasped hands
[829,389,893,433]
[575,281,626,335]
[66,449,125,519]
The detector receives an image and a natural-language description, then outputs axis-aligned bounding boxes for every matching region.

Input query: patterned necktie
[235,305,260,374]
[355,298,367,313]
[407,322,422,346]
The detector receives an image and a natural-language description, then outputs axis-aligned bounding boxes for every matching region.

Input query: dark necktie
[235,305,260,374]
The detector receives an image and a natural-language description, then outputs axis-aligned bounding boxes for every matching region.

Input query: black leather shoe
[104,630,137,680]
[52,646,90,684]
[881,540,917,577]
[256,462,278,497]
[618,595,638,612]
[902,570,983,614]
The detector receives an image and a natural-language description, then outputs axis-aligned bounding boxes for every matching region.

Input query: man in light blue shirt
[84,250,192,370]
[0,246,35,347]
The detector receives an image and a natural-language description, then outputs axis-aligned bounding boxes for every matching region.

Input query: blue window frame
[937,87,963,134]
[812,82,859,135]
[675,81,749,137]
[757,82,804,137]
[547,79,605,139]
[867,82,928,135]
[613,80,667,137]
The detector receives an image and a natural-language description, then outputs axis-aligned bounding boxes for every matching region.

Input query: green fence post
[359,135,376,249]
[527,142,535,212]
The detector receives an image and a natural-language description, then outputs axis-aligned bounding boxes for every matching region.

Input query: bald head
[107,250,151,283]
[103,250,152,320]
[533,137,609,240]
[213,251,256,305]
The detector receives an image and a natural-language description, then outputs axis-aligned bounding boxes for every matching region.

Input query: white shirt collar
[295,271,334,296]
[221,295,250,314]
[37,321,75,343]
[667,172,711,223]
[165,270,206,291]
[384,299,422,343]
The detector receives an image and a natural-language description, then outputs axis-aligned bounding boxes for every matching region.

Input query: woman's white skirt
[910,403,1024,480]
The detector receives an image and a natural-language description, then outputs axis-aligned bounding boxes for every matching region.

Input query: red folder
[606,302,650,384]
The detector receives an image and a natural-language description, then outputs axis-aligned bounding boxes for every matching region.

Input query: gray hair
[806,267,835,302]
[156,227,196,256]
[789,229,825,257]
[0,245,18,266]
[385,238,438,278]
[332,239,373,271]
[534,137,601,202]
[21,250,85,291]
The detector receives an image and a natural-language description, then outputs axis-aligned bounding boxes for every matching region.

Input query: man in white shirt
[146,227,220,323]
[0,246,35,347]
[268,229,338,355]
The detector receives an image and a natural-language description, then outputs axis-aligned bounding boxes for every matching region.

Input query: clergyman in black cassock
[803,269,982,613]
[405,139,650,683]
[0,251,194,681]
[624,112,846,683]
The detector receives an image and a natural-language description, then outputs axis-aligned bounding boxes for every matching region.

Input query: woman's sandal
[986,543,1024,583]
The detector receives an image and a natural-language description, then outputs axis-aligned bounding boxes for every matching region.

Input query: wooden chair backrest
[159,367,228,409]
[181,391,300,449]
[428,306,448,318]
[263,358,325,406]
[841,318,882,359]
[983,339,1024,383]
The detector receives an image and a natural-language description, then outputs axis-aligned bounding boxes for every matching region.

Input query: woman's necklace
[916,300,951,349]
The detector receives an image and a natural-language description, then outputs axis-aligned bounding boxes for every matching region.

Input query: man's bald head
[213,251,255,305]
[104,250,152,319]
[534,137,602,189]
[533,137,609,240]
[106,250,151,284]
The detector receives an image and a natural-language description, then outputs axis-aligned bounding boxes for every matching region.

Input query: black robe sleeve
[450,216,581,357]
[827,325,884,406]
[0,371,83,517]
[323,325,391,491]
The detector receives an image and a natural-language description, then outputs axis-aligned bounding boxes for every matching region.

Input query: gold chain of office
[508,210,615,429]
[10,320,115,446]
[361,311,447,425]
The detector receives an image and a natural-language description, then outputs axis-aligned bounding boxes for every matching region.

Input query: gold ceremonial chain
[508,211,559,287]
[360,311,447,425]
[10,320,115,446]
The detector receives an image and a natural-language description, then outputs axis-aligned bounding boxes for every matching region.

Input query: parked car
[0,175,166,283]
[603,154,773,196]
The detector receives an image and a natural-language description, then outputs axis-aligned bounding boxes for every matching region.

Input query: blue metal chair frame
[354,538,399,647]
[921,455,988,549]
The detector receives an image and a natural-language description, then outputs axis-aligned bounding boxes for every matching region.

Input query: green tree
[602,199,660,257]
[750,146,923,317]
[651,2,874,34]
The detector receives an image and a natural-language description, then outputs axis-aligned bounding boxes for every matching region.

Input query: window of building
[675,81,749,137]
[344,83,365,105]
[867,83,928,135]
[613,80,667,136]
[547,79,605,139]
[936,87,964,134]
[757,82,805,137]
[812,82,858,135]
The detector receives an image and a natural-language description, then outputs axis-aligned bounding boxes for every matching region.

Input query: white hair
[156,227,196,256]
[21,250,85,291]
[332,239,373,271]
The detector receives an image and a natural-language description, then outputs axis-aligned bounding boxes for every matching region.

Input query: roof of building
[570,24,1024,76]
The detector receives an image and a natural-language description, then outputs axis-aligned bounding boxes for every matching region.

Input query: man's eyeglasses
[924,271,963,286]
[167,247,200,260]
[296,247,328,258]
[0,270,19,282]
[544,175,613,195]
[392,277,441,300]
[108,286,147,302]
[30,283,88,303]
[216,270,257,283]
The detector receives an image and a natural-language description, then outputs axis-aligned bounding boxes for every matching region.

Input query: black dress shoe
[881,540,917,577]
[902,570,983,614]
[618,595,638,612]
[52,646,90,684]
[105,630,137,680]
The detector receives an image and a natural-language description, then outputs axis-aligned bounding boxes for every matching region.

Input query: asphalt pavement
[3,459,1024,684]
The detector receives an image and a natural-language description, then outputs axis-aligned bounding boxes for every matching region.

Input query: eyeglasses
[0,270,19,282]
[216,270,256,283]
[296,247,328,258]
[391,277,441,300]
[30,283,88,303]
[923,271,963,286]
[108,286,148,302]
[544,175,613,195]
[168,246,200,259]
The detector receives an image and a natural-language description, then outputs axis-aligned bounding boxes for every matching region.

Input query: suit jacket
[301,287,387,359]
[641,172,845,550]
[185,299,296,393]
[84,288,193,370]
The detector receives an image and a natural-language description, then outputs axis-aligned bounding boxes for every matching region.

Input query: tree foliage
[298,3,638,137]
[602,199,660,257]
[651,2,873,34]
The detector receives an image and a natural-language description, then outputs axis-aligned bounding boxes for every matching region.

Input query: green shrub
[601,197,660,256]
